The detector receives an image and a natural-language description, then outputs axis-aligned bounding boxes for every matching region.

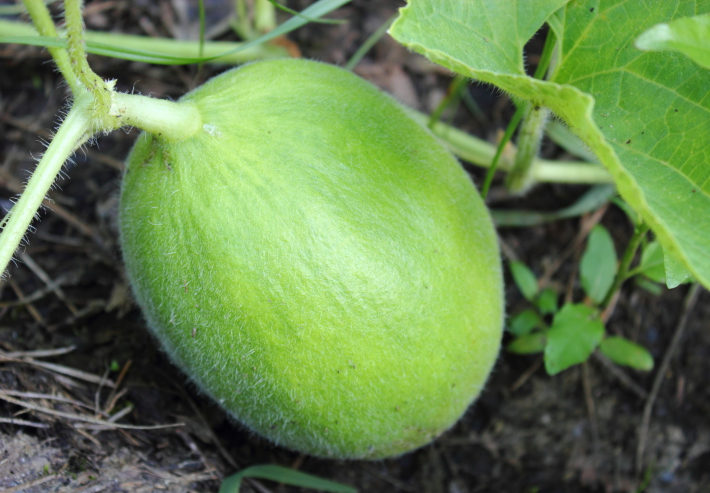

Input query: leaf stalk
[601,222,650,308]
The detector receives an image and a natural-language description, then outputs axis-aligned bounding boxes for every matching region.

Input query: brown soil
[1,1,708,492]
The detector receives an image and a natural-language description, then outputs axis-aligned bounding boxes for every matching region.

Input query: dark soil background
[1,1,708,492]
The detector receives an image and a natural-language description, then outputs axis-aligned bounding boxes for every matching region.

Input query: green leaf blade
[544,304,604,375]
[580,224,617,304]
[508,308,544,336]
[550,0,710,289]
[507,332,547,354]
[219,465,357,493]
[509,261,539,301]
[390,0,570,76]
[664,248,694,288]
[536,287,559,315]
[638,240,665,283]
[599,336,654,371]
[636,14,710,69]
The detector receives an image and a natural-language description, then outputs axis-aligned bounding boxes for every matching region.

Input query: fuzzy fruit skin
[119,59,503,460]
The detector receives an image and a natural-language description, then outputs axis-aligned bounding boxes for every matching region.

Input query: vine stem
[0,96,94,276]
[1,0,204,279]
[21,0,81,93]
[600,222,650,308]
[406,109,612,184]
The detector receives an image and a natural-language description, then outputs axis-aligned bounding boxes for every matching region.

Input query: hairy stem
[64,0,113,128]
[111,93,202,141]
[21,0,81,93]
[64,0,97,89]
[0,95,94,276]
[506,103,551,192]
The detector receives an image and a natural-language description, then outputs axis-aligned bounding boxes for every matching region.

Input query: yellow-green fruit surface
[119,59,503,459]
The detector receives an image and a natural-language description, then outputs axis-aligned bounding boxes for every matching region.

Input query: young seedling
[506,222,657,374]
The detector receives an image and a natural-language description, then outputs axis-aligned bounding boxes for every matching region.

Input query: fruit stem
[111,92,202,142]
[0,94,94,277]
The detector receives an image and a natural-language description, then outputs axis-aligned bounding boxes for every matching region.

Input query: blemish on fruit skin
[203,123,222,137]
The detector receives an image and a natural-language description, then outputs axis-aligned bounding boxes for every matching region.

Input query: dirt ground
[0,1,708,492]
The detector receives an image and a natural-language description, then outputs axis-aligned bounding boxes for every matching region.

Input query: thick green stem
[255,0,278,33]
[21,0,81,93]
[506,103,550,192]
[111,93,202,141]
[601,222,650,308]
[0,95,94,276]
[531,162,611,184]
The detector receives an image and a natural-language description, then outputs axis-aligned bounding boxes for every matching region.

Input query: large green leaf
[390,0,710,289]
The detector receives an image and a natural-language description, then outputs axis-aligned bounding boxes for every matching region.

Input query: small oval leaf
[599,337,654,371]
[507,332,546,355]
[580,224,617,304]
[536,287,558,315]
[508,309,544,336]
[510,261,539,302]
[544,304,605,375]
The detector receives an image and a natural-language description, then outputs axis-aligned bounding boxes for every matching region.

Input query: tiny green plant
[506,224,656,375]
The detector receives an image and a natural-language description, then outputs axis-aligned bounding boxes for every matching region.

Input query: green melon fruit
[119,59,503,460]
